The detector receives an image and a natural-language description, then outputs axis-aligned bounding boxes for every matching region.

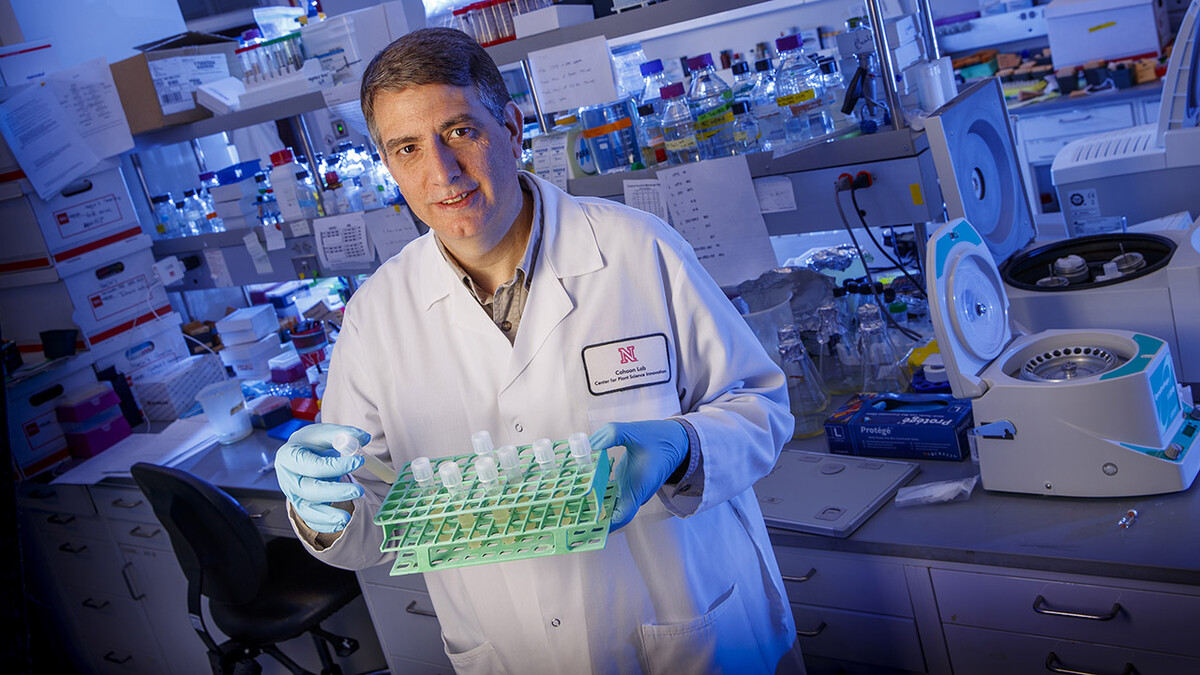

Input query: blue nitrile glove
[589,420,689,532]
[275,423,368,533]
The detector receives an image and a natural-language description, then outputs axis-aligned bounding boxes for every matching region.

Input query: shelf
[131,91,328,150]
[934,7,1047,55]
[485,0,814,65]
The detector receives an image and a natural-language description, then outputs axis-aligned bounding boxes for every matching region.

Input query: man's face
[374,84,524,252]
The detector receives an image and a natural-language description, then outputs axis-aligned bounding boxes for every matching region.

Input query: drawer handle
[47,513,76,525]
[1033,595,1122,621]
[130,525,161,539]
[82,597,110,610]
[248,509,271,519]
[110,497,144,509]
[58,542,88,555]
[103,651,133,665]
[1057,114,1094,124]
[1045,651,1137,675]
[405,600,437,618]
[796,621,827,638]
[781,568,817,584]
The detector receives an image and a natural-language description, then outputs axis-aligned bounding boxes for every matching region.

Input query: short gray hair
[360,28,511,150]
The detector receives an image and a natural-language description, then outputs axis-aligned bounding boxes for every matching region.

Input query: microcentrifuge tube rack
[373,439,615,576]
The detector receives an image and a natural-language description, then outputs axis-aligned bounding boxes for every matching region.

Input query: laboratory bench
[16,423,1200,674]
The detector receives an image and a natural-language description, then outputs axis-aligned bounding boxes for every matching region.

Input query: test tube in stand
[496,444,521,486]
[471,430,496,463]
[475,455,509,543]
[532,438,558,478]
[567,432,592,469]
[439,461,475,532]
[410,456,436,492]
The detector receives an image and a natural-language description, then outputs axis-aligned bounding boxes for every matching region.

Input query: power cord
[833,176,923,342]
[847,173,927,299]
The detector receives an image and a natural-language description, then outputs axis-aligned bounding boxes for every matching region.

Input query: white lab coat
[299,172,798,674]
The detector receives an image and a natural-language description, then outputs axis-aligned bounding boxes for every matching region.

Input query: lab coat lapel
[416,233,507,342]
[499,174,603,394]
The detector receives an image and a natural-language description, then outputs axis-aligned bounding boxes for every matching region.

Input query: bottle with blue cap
[639,59,672,114]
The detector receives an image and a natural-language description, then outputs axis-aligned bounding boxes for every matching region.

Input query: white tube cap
[438,461,463,489]
[411,456,434,483]
[567,432,591,461]
[532,438,556,468]
[332,432,360,456]
[471,430,494,456]
[496,444,520,471]
[475,455,498,483]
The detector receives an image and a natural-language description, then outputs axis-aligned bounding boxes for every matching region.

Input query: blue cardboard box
[824,393,974,461]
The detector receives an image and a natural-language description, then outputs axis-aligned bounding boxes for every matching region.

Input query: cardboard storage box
[0,277,83,357]
[0,179,55,281]
[132,354,227,422]
[90,312,189,384]
[60,236,170,347]
[110,32,239,134]
[1045,0,1169,70]
[24,164,143,265]
[7,354,98,479]
[513,5,594,39]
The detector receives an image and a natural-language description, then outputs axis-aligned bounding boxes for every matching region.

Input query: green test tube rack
[374,440,615,575]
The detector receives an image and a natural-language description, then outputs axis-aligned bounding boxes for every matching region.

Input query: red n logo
[618,346,637,364]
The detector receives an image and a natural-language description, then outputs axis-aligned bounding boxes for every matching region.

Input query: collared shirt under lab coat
[295,171,799,673]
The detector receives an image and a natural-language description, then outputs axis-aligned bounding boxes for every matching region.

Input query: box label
[148,55,230,115]
[86,272,151,322]
[53,193,126,239]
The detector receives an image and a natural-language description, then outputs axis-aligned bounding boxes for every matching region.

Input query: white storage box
[215,305,278,345]
[219,332,282,380]
[209,178,259,203]
[90,311,189,383]
[1045,0,1170,70]
[26,165,143,263]
[132,354,227,422]
[60,236,170,347]
[302,4,393,86]
[0,277,82,357]
[513,5,594,39]
[6,353,97,479]
[0,180,54,280]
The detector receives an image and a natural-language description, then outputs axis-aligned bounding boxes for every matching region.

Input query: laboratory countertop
[1007,81,1163,115]
[771,435,1200,587]
[71,422,1199,588]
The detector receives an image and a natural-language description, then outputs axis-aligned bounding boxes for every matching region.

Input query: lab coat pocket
[444,637,510,675]
[638,582,771,675]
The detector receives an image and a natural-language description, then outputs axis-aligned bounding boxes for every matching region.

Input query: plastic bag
[894,475,978,507]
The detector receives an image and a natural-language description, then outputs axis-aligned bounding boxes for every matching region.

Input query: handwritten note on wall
[657,155,779,288]
[527,36,619,115]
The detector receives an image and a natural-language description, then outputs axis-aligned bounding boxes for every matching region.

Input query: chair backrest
[130,462,268,605]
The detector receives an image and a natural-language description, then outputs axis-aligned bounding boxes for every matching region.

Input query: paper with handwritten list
[657,155,779,287]
[526,36,619,114]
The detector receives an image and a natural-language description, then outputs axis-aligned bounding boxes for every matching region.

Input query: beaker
[195,380,253,444]
[740,288,793,368]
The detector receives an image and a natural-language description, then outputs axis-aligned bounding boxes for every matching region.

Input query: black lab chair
[131,462,362,675]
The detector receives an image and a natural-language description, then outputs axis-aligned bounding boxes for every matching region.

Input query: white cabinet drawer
[944,624,1200,675]
[1018,103,1135,142]
[775,548,913,617]
[790,602,926,673]
[110,517,171,551]
[932,568,1200,658]
[92,484,156,523]
[61,586,166,675]
[1025,135,1089,163]
[240,495,294,537]
[25,507,106,537]
[18,482,96,515]
[362,584,450,667]
[39,530,127,592]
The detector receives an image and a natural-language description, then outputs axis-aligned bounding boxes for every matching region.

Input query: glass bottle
[730,61,755,105]
[295,170,321,219]
[749,57,783,151]
[857,303,907,393]
[815,301,859,394]
[151,194,179,238]
[774,34,824,144]
[639,59,672,114]
[181,190,208,234]
[636,103,666,168]
[685,53,737,159]
[659,82,701,165]
[778,329,830,438]
[730,101,760,154]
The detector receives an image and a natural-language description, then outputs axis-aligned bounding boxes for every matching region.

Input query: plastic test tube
[439,461,475,529]
[567,432,592,469]
[332,433,397,484]
[496,444,521,485]
[471,430,495,462]
[532,438,557,476]
[410,456,436,492]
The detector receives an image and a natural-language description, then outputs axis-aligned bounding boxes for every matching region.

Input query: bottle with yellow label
[659,82,701,165]
[685,53,738,160]
[774,34,826,144]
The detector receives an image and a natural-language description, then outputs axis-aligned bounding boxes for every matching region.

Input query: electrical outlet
[292,255,319,279]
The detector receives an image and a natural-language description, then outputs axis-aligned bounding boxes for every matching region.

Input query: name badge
[582,333,672,396]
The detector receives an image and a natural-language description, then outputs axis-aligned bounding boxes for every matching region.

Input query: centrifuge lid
[926,78,1036,265]
[926,218,1014,400]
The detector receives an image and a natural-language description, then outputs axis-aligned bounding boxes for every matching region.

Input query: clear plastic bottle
[774,34,825,144]
[777,330,830,438]
[635,103,667,168]
[685,53,737,159]
[730,101,760,154]
[295,170,321,219]
[659,82,701,165]
[857,303,908,393]
[730,61,755,105]
[749,58,784,151]
[639,59,672,114]
[819,57,854,130]
[151,194,180,238]
[181,191,208,235]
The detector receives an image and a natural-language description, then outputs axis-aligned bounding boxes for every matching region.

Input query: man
[276,27,801,674]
